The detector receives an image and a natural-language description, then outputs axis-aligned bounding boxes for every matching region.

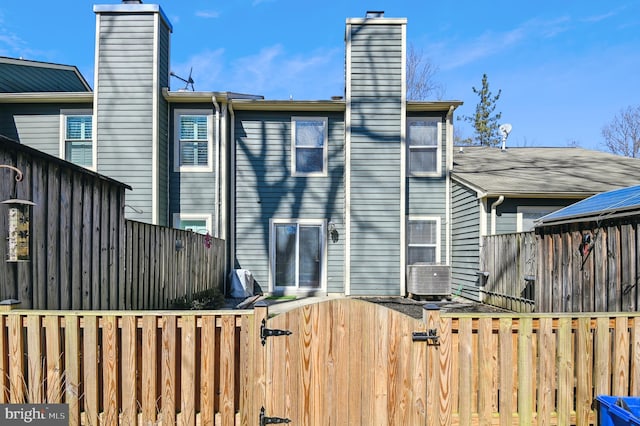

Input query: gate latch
[261,319,292,346]
[412,329,439,344]
[260,406,291,425]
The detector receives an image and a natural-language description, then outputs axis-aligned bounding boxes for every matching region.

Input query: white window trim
[407,118,442,177]
[291,116,328,177]
[517,206,558,232]
[407,216,442,264]
[269,218,327,294]
[172,213,213,235]
[174,109,214,173]
[60,109,95,171]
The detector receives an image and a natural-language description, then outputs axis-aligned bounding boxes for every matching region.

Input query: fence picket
[5,304,640,424]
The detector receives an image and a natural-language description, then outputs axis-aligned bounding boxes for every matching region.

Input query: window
[408,118,441,175]
[517,206,559,232]
[175,111,213,172]
[292,117,327,176]
[173,213,212,235]
[271,219,325,292]
[407,217,440,265]
[63,113,93,168]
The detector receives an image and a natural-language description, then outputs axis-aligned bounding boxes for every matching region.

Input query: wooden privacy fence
[482,218,640,313]
[480,232,536,312]
[2,299,640,425]
[536,219,640,313]
[124,220,225,310]
[0,138,225,310]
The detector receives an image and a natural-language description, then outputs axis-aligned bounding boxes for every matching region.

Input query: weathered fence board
[482,217,640,312]
[480,232,537,312]
[1,139,225,310]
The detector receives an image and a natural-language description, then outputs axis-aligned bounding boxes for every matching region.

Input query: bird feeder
[2,198,35,262]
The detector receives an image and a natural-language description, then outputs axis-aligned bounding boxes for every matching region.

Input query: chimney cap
[365,11,384,18]
[122,0,143,4]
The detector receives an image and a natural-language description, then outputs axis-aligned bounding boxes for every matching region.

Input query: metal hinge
[412,329,439,344]
[260,406,291,425]
[260,318,292,346]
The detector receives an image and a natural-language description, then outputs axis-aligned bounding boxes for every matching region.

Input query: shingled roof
[0,56,91,93]
[452,146,640,197]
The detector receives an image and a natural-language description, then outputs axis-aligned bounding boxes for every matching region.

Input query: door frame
[268,218,327,295]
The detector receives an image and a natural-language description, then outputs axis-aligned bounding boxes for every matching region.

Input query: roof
[451,146,640,198]
[537,185,640,226]
[0,57,91,93]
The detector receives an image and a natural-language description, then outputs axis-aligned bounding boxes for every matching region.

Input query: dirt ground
[356,296,512,319]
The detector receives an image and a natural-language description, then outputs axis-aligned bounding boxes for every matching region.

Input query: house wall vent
[407,264,451,296]
[365,11,384,18]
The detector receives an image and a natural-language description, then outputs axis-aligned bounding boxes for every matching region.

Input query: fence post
[423,304,440,426]
[247,301,269,426]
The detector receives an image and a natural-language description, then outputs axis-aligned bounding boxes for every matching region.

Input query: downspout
[490,195,504,235]
[445,105,454,266]
[228,100,235,294]
[212,95,220,237]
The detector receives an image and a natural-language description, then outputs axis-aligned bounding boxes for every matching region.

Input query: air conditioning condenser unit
[407,264,451,297]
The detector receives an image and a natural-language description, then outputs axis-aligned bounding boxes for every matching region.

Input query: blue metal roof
[0,57,91,92]
[538,185,640,225]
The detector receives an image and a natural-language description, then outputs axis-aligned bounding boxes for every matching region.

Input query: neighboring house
[0,1,462,297]
[451,145,640,300]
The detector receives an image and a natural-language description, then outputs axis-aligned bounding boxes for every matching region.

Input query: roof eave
[407,100,463,112]
[451,174,597,199]
[162,88,266,103]
[538,208,640,227]
[230,99,346,112]
[0,92,94,103]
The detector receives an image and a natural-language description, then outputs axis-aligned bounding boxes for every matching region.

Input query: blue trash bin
[596,395,640,426]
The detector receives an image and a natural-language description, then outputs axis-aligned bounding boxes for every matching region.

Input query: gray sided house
[0,2,462,297]
[451,146,640,300]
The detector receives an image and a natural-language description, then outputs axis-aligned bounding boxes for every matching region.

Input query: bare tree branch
[602,105,640,158]
[406,43,443,100]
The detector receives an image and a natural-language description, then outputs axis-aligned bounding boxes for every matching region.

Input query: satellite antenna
[499,123,512,151]
[170,67,195,91]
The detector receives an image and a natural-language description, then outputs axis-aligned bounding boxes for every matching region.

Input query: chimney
[365,11,384,18]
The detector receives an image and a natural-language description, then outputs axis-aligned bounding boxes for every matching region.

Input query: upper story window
[292,117,328,176]
[407,217,440,265]
[173,213,212,235]
[408,118,441,176]
[62,113,93,168]
[175,111,213,172]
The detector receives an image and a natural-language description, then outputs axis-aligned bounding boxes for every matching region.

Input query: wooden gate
[255,298,440,425]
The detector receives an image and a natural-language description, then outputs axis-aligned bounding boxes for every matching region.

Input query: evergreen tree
[460,74,502,146]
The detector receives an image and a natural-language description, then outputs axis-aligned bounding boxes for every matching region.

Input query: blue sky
[1,1,639,151]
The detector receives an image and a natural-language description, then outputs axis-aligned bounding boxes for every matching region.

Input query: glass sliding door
[272,220,325,293]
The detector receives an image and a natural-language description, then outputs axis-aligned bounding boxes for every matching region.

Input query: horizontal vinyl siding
[0,103,93,157]
[234,112,345,292]
[169,107,217,233]
[96,13,156,223]
[492,198,574,235]
[348,21,403,296]
[451,182,481,301]
[408,180,447,261]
